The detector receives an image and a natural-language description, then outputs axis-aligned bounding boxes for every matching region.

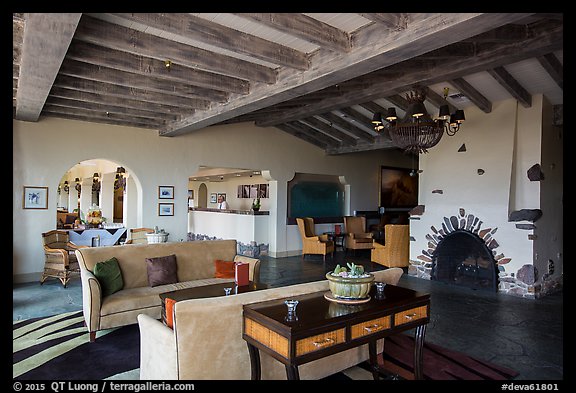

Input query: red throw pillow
[214,260,235,278]
[165,298,176,329]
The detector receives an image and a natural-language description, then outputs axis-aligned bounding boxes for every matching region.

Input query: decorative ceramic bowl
[325,272,375,299]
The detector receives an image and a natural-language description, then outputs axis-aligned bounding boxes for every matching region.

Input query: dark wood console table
[242,284,430,380]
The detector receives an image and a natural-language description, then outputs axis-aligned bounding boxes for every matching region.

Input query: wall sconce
[92,172,101,192]
[74,177,81,193]
[114,167,127,190]
[63,181,69,193]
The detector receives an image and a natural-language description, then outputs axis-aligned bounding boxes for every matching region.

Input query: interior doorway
[198,183,208,208]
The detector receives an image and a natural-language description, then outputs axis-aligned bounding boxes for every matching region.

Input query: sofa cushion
[214,260,235,279]
[146,254,178,287]
[93,257,124,297]
[165,298,176,329]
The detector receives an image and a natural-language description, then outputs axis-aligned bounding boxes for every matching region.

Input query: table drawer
[296,328,345,356]
[394,305,428,326]
[351,315,391,339]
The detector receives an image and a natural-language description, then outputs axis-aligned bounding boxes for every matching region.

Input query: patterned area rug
[13,311,518,380]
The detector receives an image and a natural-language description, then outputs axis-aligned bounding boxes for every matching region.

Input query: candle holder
[284,299,299,321]
[375,282,386,299]
[224,287,232,296]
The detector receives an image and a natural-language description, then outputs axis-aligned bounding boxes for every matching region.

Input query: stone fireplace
[413,208,508,292]
[407,97,562,299]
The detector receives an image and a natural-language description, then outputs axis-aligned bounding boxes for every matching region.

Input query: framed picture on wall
[23,186,49,209]
[158,186,174,199]
[158,203,174,216]
[217,193,226,201]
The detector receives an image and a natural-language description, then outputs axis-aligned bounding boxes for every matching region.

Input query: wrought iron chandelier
[372,86,465,154]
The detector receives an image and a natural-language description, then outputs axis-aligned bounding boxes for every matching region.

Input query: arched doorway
[55,159,140,230]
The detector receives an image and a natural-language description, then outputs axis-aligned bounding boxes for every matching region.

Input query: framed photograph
[23,186,49,209]
[217,193,226,201]
[158,203,174,216]
[210,193,217,203]
[158,186,174,199]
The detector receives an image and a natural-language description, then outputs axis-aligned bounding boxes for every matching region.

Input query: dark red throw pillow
[146,254,178,287]
[214,259,235,278]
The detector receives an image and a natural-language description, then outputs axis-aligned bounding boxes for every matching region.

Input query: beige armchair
[371,224,410,268]
[343,216,374,255]
[296,217,334,262]
[41,230,87,287]
[125,227,154,244]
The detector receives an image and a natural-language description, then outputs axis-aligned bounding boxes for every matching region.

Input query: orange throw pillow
[165,298,176,329]
[214,260,235,278]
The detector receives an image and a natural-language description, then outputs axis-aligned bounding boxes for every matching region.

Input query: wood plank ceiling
[13,13,563,155]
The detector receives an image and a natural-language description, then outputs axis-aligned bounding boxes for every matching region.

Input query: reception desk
[188,208,269,253]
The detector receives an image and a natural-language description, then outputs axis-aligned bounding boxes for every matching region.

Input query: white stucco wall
[410,95,561,287]
[13,117,411,281]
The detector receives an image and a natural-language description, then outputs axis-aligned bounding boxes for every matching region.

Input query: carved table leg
[413,324,427,380]
[246,343,261,380]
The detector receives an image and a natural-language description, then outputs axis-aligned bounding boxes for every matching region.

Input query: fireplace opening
[431,230,498,291]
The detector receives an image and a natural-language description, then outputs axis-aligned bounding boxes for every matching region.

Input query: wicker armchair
[343,216,374,255]
[371,224,410,268]
[41,230,87,287]
[125,227,154,244]
[296,217,334,261]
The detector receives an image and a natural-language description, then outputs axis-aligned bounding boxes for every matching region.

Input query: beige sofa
[138,267,404,380]
[75,239,259,342]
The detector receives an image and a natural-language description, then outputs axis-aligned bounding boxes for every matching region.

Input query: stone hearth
[409,208,535,298]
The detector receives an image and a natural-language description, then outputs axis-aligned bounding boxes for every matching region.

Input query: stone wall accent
[409,207,535,298]
[187,233,268,257]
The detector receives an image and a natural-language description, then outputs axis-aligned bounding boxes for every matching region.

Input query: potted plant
[252,198,261,212]
[326,262,374,299]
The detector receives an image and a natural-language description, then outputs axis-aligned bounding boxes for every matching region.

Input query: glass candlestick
[375,282,386,298]
[224,287,232,296]
[284,299,299,321]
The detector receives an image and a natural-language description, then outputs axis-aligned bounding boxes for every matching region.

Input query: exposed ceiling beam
[487,66,532,108]
[53,74,212,110]
[316,112,374,142]
[450,77,493,113]
[235,13,352,53]
[15,13,82,121]
[76,15,277,84]
[358,13,408,31]
[66,40,250,95]
[255,17,559,126]
[111,13,310,70]
[159,13,533,136]
[59,59,230,102]
[537,53,563,90]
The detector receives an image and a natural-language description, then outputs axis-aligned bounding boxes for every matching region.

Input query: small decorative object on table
[284,299,299,321]
[147,227,169,243]
[325,262,374,303]
[86,204,104,228]
[251,198,261,212]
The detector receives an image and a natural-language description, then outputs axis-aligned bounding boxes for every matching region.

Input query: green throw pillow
[93,257,124,297]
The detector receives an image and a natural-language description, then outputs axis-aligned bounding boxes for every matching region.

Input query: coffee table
[242,284,430,380]
[159,281,269,324]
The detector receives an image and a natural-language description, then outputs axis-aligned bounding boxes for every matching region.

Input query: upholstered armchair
[41,230,87,287]
[343,216,374,255]
[296,217,335,261]
[125,228,154,244]
[371,224,410,268]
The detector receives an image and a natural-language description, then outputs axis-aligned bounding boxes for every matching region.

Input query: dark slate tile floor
[13,250,563,380]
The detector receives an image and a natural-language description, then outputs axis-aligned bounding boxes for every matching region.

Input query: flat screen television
[379,166,418,209]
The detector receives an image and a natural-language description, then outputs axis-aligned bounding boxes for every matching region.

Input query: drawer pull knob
[312,338,334,347]
[364,324,382,332]
[404,313,417,320]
